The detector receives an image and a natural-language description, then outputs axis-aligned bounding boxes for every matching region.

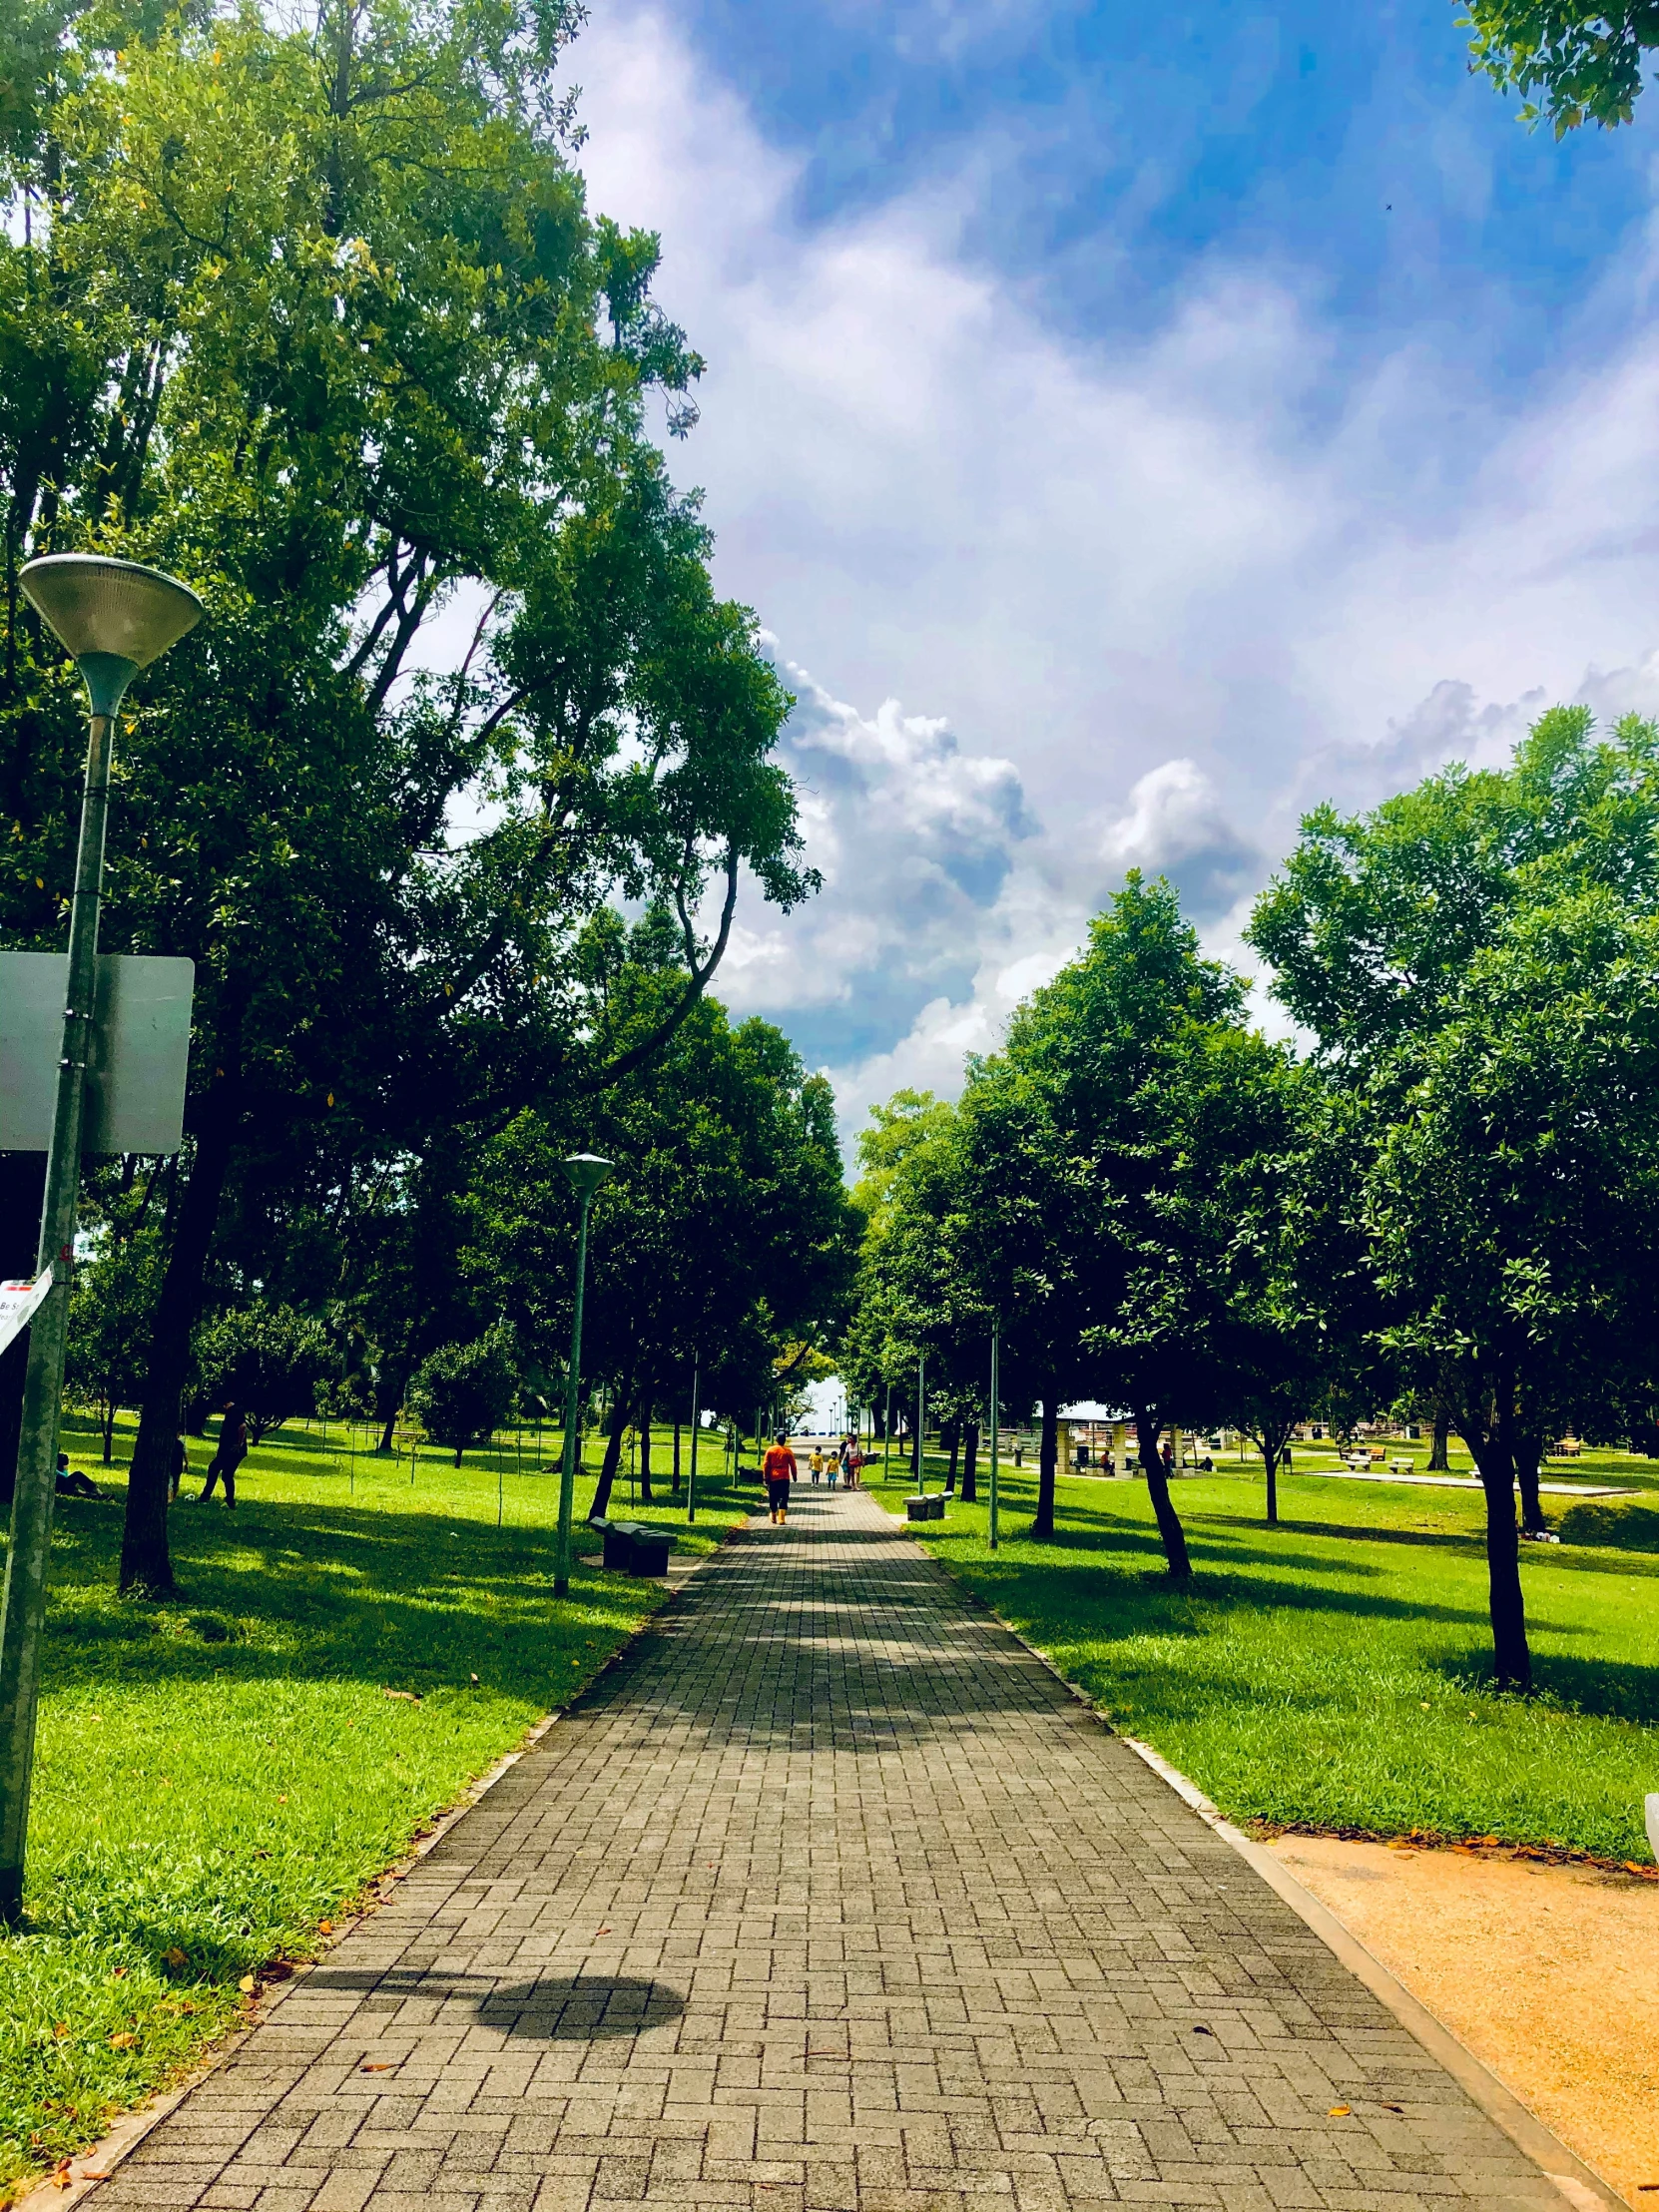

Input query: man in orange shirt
[762,1432,797,1524]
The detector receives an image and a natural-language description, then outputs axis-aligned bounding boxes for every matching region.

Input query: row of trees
[846,707,1659,1692]
[1,0,854,1588]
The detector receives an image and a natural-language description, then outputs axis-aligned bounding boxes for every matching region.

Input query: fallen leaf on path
[360,2062,394,2072]
[319,1920,332,1934]
[49,2160,72,2190]
[239,1974,257,1993]
[1328,2106,1350,2117]
[1191,2025,1213,2036]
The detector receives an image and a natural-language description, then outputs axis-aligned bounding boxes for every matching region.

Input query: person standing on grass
[170,1429,189,1501]
[200,1401,249,1507]
[763,1431,796,1524]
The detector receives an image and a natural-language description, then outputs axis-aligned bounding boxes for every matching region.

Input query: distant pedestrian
[762,1432,796,1524]
[1159,1438,1174,1480]
[200,1402,248,1507]
[810,1445,825,1484]
[169,1430,189,1501]
[845,1443,862,1489]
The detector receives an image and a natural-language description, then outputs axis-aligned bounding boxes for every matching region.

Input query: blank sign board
[0,952,194,1154]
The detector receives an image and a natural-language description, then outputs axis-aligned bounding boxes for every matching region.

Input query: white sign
[0,1270,53,1358]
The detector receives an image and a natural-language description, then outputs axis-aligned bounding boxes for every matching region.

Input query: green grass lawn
[0,1410,750,2204]
[860,1441,1659,1868]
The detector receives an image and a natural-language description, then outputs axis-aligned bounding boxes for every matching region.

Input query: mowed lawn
[0,1412,747,2203]
[861,1442,1659,1867]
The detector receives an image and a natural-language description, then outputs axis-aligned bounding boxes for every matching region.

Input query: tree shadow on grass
[33,1485,750,1702]
[1421,1646,1659,1725]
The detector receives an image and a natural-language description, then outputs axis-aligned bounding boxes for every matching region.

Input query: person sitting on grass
[763,1431,796,1524]
[199,1401,248,1507]
[55,1451,101,1499]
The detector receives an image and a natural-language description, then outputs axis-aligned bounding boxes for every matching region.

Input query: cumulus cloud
[1097,759,1260,922]
[571,5,1659,1149]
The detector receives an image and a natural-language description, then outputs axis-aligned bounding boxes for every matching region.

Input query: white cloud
[571,5,1659,1153]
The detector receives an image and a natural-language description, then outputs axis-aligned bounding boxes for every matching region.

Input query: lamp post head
[562,1152,614,1203]
[20,553,204,719]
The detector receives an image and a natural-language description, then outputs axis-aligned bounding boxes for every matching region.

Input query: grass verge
[0,1411,746,2204]
[861,1444,1659,1867]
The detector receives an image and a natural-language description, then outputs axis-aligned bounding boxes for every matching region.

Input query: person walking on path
[762,1431,796,1523]
[200,1402,248,1507]
[845,1439,862,1488]
[809,1445,825,1484]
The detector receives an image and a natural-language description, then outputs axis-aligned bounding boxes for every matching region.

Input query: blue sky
[571,2,1659,1139]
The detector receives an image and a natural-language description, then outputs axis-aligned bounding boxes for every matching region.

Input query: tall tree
[1249,707,1659,1685]
[1,0,814,1593]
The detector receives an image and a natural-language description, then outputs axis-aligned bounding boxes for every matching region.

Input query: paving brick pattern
[88,1488,1566,2212]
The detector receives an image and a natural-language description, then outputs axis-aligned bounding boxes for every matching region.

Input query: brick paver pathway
[89,1487,1569,2212]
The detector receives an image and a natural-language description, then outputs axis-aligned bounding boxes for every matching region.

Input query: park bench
[905,1493,946,1521]
[590,1519,674,1576]
[1387,1455,1414,1473]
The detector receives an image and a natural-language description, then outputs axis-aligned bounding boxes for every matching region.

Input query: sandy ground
[1268,1834,1659,2208]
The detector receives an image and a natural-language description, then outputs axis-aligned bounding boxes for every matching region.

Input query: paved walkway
[90,1489,1569,2212]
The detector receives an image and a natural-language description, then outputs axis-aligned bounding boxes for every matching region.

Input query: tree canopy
[1461,2,1659,133]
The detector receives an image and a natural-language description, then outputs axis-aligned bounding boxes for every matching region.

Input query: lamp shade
[562,1152,615,1200]
[19,555,203,669]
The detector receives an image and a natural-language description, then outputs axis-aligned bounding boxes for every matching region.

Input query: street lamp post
[0,554,202,1925]
[687,1356,700,1524]
[554,1153,613,1596]
[988,1321,1000,1551]
[914,1352,925,1489]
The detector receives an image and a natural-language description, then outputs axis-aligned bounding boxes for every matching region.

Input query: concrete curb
[1117,1737,1626,2212]
[12,1526,743,2212]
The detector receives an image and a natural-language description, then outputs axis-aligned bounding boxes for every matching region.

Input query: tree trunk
[1461,1427,1531,1692]
[1515,1431,1547,1536]
[961,1421,978,1503]
[1427,1407,1450,1471]
[1032,1393,1058,1537]
[1135,1406,1191,1580]
[0,1153,47,1509]
[589,1385,631,1522]
[945,1421,958,1494]
[120,1073,243,1597]
[638,1399,653,1505]
[103,1399,116,1463]
[1266,1439,1279,1526]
